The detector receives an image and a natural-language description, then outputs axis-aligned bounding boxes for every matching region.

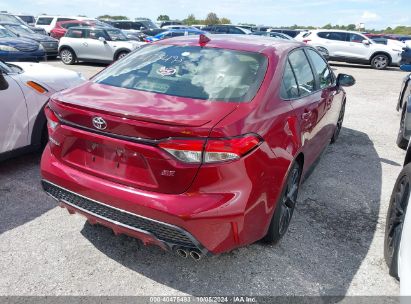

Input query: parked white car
[35,16,93,34]
[58,27,144,65]
[0,60,85,160]
[295,30,403,69]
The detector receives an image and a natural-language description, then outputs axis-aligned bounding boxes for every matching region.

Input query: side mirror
[98,36,107,43]
[362,39,370,45]
[0,71,9,90]
[400,64,411,72]
[337,73,356,87]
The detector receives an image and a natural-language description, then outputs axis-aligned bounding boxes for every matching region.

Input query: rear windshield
[36,17,53,25]
[18,15,35,24]
[93,45,268,102]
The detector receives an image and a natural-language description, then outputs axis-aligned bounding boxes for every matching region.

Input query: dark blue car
[402,47,411,65]
[0,25,45,61]
[0,22,58,57]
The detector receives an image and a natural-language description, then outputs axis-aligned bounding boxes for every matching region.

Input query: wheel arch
[370,51,392,65]
[58,45,77,57]
[113,48,130,60]
[30,103,47,149]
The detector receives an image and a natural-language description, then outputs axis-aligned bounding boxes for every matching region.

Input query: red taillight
[158,134,262,164]
[302,39,311,43]
[44,105,60,133]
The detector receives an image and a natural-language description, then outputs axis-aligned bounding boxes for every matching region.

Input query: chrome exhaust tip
[176,248,188,258]
[190,250,202,261]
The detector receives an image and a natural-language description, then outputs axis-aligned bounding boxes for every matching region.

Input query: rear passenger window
[215,27,228,33]
[229,27,243,34]
[281,60,299,99]
[288,49,315,97]
[306,49,334,89]
[57,18,74,22]
[317,31,347,41]
[36,17,53,25]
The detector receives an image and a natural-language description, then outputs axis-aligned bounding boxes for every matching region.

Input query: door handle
[83,42,88,46]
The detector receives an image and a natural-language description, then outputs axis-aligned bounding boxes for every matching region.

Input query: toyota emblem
[92,116,107,130]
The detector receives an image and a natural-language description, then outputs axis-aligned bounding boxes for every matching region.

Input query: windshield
[106,29,128,41]
[93,45,268,102]
[89,20,112,27]
[0,14,25,25]
[0,26,17,38]
[138,20,158,29]
[18,16,35,24]
[5,24,34,35]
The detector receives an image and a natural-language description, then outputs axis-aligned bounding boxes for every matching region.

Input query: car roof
[309,29,364,34]
[155,34,302,54]
[163,28,203,33]
[57,20,90,24]
[68,26,113,30]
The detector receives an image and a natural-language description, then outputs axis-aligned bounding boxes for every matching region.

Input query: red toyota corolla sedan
[41,35,355,259]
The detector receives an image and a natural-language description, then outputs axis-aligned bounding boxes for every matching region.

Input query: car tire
[384,163,411,279]
[397,109,409,150]
[371,54,389,70]
[116,51,129,61]
[263,161,301,244]
[60,48,76,65]
[331,100,345,144]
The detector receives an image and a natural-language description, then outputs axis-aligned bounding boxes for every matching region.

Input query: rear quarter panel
[200,47,305,244]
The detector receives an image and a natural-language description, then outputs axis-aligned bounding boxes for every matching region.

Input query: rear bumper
[40,144,256,254]
[42,179,208,255]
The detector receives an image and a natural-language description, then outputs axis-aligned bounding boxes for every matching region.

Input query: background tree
[220,17,231,24]
[97,15,128,20]
[157,15,170,21]
[346,24,356,31]
[183,14,197,25]
[205,12,219,25]
[322,23,333,29]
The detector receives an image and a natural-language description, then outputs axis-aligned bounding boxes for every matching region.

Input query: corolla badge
[92,116,107,130]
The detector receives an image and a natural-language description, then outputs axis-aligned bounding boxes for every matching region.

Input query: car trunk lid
[48,82,237,194]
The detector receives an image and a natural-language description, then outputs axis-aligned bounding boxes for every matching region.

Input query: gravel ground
[0,60,407,296]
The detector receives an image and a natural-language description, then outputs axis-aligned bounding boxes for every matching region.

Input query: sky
[1,0,410,29]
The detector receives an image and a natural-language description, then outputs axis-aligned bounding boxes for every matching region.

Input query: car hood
[11,62,85,92]
[19,33,57,43]
[0,37,39,47]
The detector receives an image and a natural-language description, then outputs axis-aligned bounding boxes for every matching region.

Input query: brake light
[158,134,262,164]
[44,105,59,133]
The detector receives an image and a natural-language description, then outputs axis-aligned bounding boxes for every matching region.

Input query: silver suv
[58,27,144,65]
[295,30,404,69]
